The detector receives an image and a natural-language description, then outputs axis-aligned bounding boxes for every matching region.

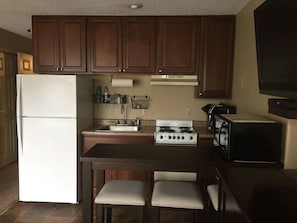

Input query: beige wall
[231,0,297,168]
[93,75,225,121]
[0,28,32,54]
[230,0,267,114]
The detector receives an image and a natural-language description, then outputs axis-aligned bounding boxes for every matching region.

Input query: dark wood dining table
[80,143,220,223]
[216,166,297,223]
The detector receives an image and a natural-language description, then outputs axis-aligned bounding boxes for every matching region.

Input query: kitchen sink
[95,125,140,132]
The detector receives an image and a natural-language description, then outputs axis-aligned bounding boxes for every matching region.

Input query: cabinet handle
[158,69,162,73]
[60,67,63,71]
[56,68,59,71]
[199,92,203,96]
[118,68,122,72]
[122,69,126,72]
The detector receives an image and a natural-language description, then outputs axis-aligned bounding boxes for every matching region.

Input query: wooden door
[0,53,17,168]
[122,17,156,73]
[196,16,235,98]
[157,17,197,74]
[88,17,122,73]
[59,16,86,72]
[33,16,60,72]
[0,53,5,168]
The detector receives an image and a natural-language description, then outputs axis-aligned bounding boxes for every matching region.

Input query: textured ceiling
[0,0,249,39]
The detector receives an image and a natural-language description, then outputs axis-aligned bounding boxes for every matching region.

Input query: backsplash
[92,74,225,121]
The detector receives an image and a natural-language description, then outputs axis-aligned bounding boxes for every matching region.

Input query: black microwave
[214,114,282,163]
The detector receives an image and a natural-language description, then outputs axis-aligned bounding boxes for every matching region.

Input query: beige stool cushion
[154,171,197,182]
[95,180,146,206]
[151,180,204,209]
[207,184,219,211]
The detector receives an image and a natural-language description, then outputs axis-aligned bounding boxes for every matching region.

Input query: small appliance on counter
[202,103,236,132]
[214,114,282,163]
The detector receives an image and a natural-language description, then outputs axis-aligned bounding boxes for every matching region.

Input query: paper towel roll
[111,79,133,87]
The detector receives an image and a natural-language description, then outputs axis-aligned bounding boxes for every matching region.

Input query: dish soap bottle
[103,86,109,103]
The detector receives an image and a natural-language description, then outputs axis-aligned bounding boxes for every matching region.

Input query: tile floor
[0,202,82,223]
[0,201,209,223]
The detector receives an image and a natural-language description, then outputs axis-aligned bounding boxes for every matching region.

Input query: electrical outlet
[186,108,191,116]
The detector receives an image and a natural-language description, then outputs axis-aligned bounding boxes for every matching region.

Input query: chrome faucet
[121,104,127,124]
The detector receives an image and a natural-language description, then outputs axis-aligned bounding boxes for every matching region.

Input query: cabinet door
[88,17,122,73]
[122,17,156,73]
[157,17,197,74]
[196,16,235,98]
[59,17,86,72]
[33,16,60,72]
[33,16,86,73]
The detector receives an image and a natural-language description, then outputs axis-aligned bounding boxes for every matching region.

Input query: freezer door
[18,117,78,203]
[17,74,77,118]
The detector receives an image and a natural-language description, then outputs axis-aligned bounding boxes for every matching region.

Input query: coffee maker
[202,103,236,132]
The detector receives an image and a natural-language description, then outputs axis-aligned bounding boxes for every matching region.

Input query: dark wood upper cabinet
[32,15,235,85]
[157,17,197,74]
[88,17,156,73]
[195,16,235,98]
[122,17,156,73]
[88,17,122,73]
[33,16,86,73]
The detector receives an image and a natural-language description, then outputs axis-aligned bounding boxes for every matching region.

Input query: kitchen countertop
[81,120,213,139]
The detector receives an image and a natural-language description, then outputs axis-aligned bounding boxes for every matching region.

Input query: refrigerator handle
[16,77,23,155]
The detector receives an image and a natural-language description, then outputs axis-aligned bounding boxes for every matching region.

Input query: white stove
[154,119,198,145]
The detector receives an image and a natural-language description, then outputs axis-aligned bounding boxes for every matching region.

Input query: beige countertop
[81,119,213,139]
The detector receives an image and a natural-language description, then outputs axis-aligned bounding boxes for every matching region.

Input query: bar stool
[94,180,147,223]
[151,171,204,223]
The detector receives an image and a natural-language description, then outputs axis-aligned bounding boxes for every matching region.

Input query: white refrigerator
[16,74,93,203]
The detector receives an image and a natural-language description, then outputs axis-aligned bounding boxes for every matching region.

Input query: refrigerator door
[17,74,77,118]
[18,117,78,203]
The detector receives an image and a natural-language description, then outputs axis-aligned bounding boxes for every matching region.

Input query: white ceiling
[0,0,249,39]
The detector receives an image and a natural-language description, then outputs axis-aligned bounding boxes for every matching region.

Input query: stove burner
[159,126,175,133]
[180,129,193,133]
[179,127,193,133]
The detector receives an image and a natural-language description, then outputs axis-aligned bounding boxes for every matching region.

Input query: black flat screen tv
[254,0,297,99]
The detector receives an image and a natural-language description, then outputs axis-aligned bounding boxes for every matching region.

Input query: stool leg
[155,207,160,223]
[96,204,104,223]
[137,206,144,223]
[192,210,199,223]
[207,198,212,223]
[106,207,112,223]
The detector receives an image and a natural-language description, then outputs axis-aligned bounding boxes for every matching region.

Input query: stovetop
[154,119,198,145]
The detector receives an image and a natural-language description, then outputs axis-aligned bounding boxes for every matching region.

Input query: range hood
[150,75,198,86]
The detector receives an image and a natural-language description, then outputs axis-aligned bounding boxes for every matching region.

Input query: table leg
[82,161,93,223]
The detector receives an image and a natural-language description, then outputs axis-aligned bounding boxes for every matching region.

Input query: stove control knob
[169,136,172,139]
[173,136,176,140]
[160,135,163,139]
[190,136,193,140]
[177,136,180,140]
[182,136,185,140]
